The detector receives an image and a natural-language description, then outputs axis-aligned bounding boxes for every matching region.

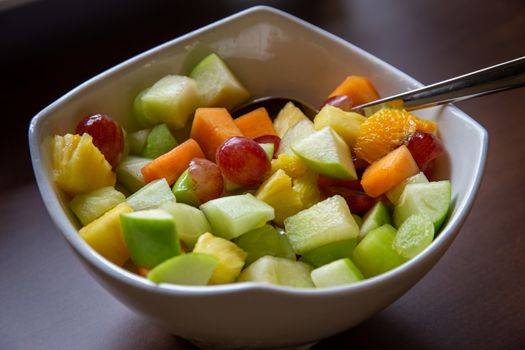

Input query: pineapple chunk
[79,202,133,266]
[273,102,309,137]
[270,153,307,179]
[53,133,116,195]
[193,232,247,284]
[313,104,366,148]
[293,170,321,209]
[256,169,302,226]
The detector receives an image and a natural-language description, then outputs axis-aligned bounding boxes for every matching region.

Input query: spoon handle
[353,56,525,112]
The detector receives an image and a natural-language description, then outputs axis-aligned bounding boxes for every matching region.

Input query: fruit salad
[52,53,451,289]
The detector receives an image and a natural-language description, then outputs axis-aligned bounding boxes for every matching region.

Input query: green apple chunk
[172,169,200,206]
[313,104,366,147]
[116,156,151,192]
[393,214,435,259]
[386,172,428,205]
[393,180,451,231]
[277,119,315,156]
[120,209,181,268]
[69,186,125,226]
[292,127,357,180]
[189,53,250,109]
[141,123,178,159]
[126,178,176,211]
[128,128,151,156]
[352,224,406,278]
[234,224,296,266]
[300,239,356,267]
[258,143,275,160]
[147,253,219,286]
[284,195,359,255]
[310,258,364,288]
[200,194,275,240]
[360,201,392,240]
[238,256,314,288]
[159,201,211,249]
[140,75,199,129]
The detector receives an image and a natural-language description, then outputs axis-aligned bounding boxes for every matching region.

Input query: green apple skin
[159,201,211,249]
[310,258,364,288]
[69,186,125,226]
[116,156,151,193]
[292,127,357,180]
[359,201,392,240]
[352,224,406,278]
[126,178,176,211]
[172,169,200,207]
[300,238,357,267]
[121,209,181,269]
[141,123,178,159]
[238,256,314,288]
[148,253,218,286]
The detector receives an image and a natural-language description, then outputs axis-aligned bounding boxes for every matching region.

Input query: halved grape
[254,135,281,159]
[406,132,444,169]
[392,214,435,259]
[320,186,376,215]
[188,158,224,203]
[216,137,271,187]
[320,95,353,112]
[76,113,124,167]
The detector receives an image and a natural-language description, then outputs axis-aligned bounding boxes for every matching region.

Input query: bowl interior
[29,5,487,294]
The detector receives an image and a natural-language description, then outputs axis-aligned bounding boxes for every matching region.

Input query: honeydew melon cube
[284,195,359,255]
[126,178,175,211]
[199,194,275,240]
[128,128,151,155]
[300,238,357,267]
[147,253,219,286]
[141,123,178,159]
[116,156,151,193]
[310,258,364,288]
[386,172,429,205]
[238,256,314,288]
[120,209,181,268]
[359,201,392,240]
[159,202,211,249]
[69,186,125,226]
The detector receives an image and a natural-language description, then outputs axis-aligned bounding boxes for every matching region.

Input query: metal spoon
[232,56,525,118]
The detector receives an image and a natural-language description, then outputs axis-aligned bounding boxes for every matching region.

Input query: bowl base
[188,338,319,350]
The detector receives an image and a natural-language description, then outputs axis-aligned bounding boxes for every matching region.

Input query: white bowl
[29,6,487,349]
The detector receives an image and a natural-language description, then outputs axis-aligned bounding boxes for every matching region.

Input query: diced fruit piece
[234,224,295,265]
[159,201,211,249]
[393,180,451,230]
[300,239,357,267]
[238,256,314,288]
[320,95,353,111]
[318,175,363,191]
[327,75,380,106]
[393,214,435,259]
[115,156,150,193]
[233,107,277,139]
[190,108,243,161]
[313,104,366,148]
[310,258,364,288]
[360,201,392,239]
[216,136,271,187]
[147,253,219,286]
[172,169,200,206]
[254,135,280,159]
[53,133,116,195]
[128,129,151,156]
[200,194,275,240]
[79,202,133,266]
[277,119,315,156]
[353,214,363,227]
[273,101,309,138]
[292,170,321,209]
[259,143,275,160]
[141,138,205,185]
[386,172,429,205]
[255,169,303,226]
[133,88,154,127]
[354,108,436,163]
[188,158,224,203]
[75,113,124,167]
[141,123,178,159]
[361,145,420,198]
[292,127,357,180]
[140,75,199,129]
[270,153,307,179]
[193,232,247,284]
[406,131,444,170]
[189,53,250,109]
[120,209,181,268]
[69,186,125,226]
[352,224,405,278]
[126,178,175,211]
[284,195,359,254]
[320,186,376,216]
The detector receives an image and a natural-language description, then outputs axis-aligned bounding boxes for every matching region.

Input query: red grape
[318,175,363,191]
[188,158,224,203]
[406,131,444,169]
[253,135,281,159]
[320,95,353,112]
[321,186,376,215]
[76,113,124,167]
[216,136,271,187]
[352,155,369,177]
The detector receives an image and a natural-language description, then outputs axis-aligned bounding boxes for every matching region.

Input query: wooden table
[1,1,524,349]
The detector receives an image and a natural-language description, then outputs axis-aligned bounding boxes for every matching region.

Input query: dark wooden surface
[1,0,524,349]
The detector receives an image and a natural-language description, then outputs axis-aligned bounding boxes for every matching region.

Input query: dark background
[1,0,524,349]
